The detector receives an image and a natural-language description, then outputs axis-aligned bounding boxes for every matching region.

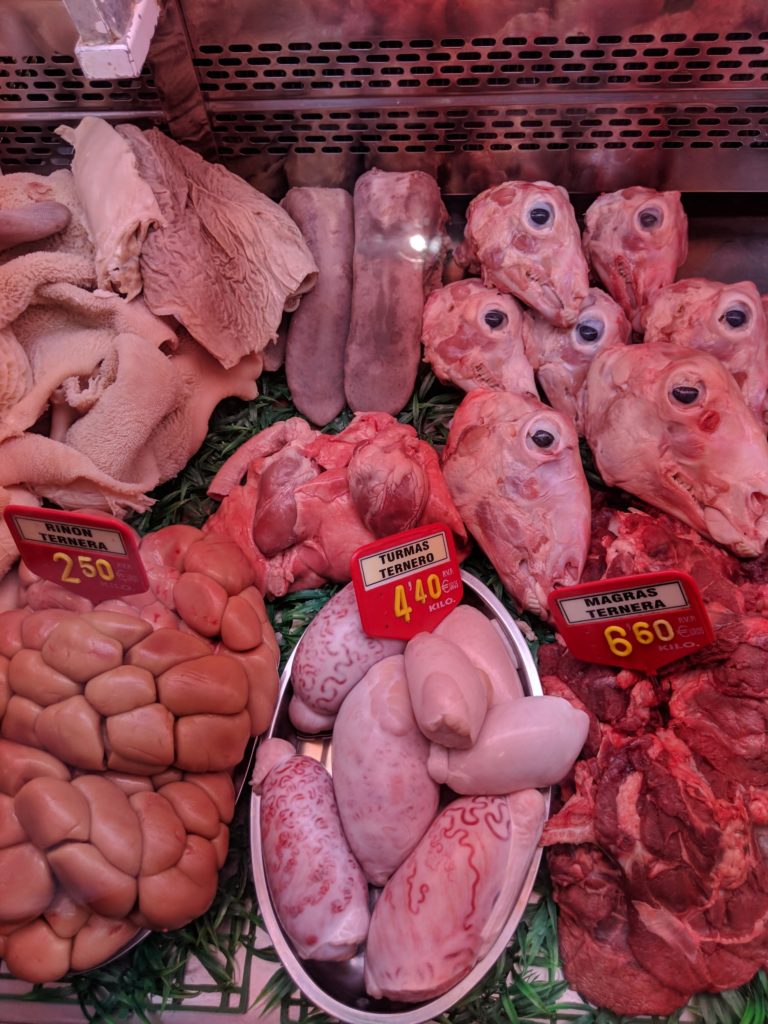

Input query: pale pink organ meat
[204,413,466,598]
[433,604,524,704]
[331,654,439,886]
[281,188,353,426]
[584,344,768,557]
[254,742,370,962]
[364,790,546,1002]
[583,187,688,326]
[523,288,630,434]
[421,279,535,394]
[427,695,589,793]
[403,632,488,749]
[442,389,590,619]
[641,278,768,424]
[456,180,588,327]
[117,125,317,369]
[289,583,405,732]
[344,168,448,415]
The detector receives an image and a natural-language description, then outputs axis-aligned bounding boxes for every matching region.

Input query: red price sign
[547,571,714,673]
[4,505,149,603]
[350,523,464,641]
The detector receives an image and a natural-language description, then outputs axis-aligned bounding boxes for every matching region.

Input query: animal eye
[576,318,604,343]
[528,202,554,228]
[637,206,663,230]
[484,309,508,329]
[531,428,556,448]
[722,306,749,329]
[670,385,700,404]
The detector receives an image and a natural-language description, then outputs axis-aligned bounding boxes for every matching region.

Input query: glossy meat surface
[523,288,630,434]
[442,389,591,618]
[331,654,439,885]
[584,344,768,557]
[641,278,768,424]
[257,748,370,962]
[364,790,546,1002]
[344,168,447,414]
[421,279,534,394]
[457,180,589,326]
[583,187,687,326]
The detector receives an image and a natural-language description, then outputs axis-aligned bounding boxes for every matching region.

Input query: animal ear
[665,421,707,461]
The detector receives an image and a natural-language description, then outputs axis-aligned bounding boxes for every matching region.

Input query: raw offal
[583,187,688,327]
[254,742,369,961]
[204,413,466,598]
[584,344,768,556]
[331,654,439,885]
[641,278,768,425]
[523,288,630,434]
[456,180,589,327]
[344,168,448,415]
[0,525,280,982]
[403,631,488,749]
[289,583,405,734]
[442,388,590,619]
[117,124,317,369]
[281,187,353,426]
[433,604,525,704]
[427,695,589,793]
[421,279,535,395]
[56,118,163,302]
[364,790,546,1002]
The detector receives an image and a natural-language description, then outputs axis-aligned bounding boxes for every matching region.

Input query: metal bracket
[62,0,160,77]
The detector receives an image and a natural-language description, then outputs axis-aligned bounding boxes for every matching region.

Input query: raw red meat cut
[542,499,768,1015]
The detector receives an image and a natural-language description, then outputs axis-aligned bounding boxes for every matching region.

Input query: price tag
[350,523,464,641]
[4,505,149,603]
[547,571,714,673]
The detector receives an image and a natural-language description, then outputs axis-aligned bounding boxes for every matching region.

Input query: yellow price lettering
[604,624,632,657]
[52,552,116,586]
[413,574,442,605]
[604,619,676,657]
[394,584,413,623]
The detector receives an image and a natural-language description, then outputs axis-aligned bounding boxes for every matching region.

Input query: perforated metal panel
[193,32,768,98]
[0,53,160,110]
[1,0,767,191]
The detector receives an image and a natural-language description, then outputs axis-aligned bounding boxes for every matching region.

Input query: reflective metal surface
[0,0,766,190]
[250,571,547,1024]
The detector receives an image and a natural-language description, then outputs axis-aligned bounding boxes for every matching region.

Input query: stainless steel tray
[250,569,549,1024]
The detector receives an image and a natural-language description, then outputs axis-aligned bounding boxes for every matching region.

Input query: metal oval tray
[250,570,550,1024]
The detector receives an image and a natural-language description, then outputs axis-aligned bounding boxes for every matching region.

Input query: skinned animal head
[523,288,630,433]
[585,344,768,557]
[583,187,688,326]
[421,279,535,395]
[641,277,768,424]
[460,180,589,327]
[443,389,591,618]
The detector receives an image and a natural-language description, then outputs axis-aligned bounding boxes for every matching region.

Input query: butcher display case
[1,0,768,1022]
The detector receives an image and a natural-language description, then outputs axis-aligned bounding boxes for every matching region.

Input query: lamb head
[442,389,591,618]
[421,279,535,395]
[523,287,630,434]
[585,344,768,557]
[641,277,768,425]
[583,187,688,326]
[457,180,589,327]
